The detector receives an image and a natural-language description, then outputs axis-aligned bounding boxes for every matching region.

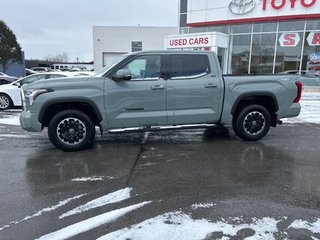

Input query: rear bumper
[278,103,301,119]
[20,110,42,132]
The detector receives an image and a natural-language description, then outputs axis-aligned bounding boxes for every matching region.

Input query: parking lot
[0,93,320,240]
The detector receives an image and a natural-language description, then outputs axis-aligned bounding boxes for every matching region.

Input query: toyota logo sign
[229,0,256,15]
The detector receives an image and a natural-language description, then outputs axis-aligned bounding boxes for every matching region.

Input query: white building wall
[93,26,178,71]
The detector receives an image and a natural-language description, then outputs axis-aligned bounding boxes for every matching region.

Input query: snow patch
[0,134,30,138]
[283,100,320,124]
[302,92,320,100]
[59,188,132,219]
[36,201,151,240]
[96,212,280,240]
[289,218,320,234]
[0,116,20,126]
[140,162,158,167]
[71,176,114,182]
[0,194,85,232]
[191,203,216,210]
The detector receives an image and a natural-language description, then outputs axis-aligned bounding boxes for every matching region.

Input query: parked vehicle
[0,72,82,110]
[0,79,11,85]
[280,70,320,86]
[31,67,52,72]
[20,51,302,151]
[25,68,36,76]
[0,72,18,83]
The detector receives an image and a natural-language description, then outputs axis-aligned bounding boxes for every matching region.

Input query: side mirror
[13,81,21,87]
[112,69,132,81]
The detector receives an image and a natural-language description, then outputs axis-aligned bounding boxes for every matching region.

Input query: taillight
[294,81,303,103]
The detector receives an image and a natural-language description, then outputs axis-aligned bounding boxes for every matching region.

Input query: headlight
[24,89,49,105]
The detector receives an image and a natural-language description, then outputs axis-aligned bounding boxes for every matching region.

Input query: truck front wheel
[233,104,271,141]
[48,110,95,151]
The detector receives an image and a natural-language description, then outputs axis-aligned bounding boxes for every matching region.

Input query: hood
[23,76,91,90]
[0,82,17,90]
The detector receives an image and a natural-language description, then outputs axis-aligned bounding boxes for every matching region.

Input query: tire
[233,104,271,141]
[232,118,239,137]
[0,94,13,110]
[48,110,95,151]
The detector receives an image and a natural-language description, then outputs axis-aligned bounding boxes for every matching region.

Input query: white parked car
[0,72,90,110]
[0,72,18,84]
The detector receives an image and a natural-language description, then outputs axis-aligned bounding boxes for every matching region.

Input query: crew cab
[20,51,302,151]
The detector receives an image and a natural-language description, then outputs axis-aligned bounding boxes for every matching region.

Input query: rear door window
[169,54,210,79]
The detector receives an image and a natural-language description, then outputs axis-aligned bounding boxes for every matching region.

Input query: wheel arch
[39,99,103,127]
[231,93,279,127]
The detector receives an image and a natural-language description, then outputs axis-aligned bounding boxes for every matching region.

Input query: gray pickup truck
[20,51,302,151]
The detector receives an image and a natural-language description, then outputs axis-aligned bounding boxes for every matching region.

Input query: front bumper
[20,110,42,132]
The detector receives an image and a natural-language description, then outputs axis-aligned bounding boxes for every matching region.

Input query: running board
[108,124,217,134]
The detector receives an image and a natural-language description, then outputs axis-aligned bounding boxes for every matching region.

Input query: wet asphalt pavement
[0,110,320,240]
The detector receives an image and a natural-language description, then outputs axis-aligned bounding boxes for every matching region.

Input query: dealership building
[93,26,177,70]
[93,0,320,76]
[166,0,320,75]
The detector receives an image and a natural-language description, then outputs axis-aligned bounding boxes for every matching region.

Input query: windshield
[94,54,129,77]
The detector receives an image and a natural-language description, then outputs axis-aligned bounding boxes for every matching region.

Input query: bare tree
[44,52,69,62]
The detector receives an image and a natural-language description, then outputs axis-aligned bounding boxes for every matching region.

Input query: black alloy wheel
[48,110,95,151]
[234,104,271,141]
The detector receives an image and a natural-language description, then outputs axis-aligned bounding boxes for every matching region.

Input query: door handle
[151,85,164,90]
[204,83,218,88]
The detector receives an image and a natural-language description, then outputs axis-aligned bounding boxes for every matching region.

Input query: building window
[279,20,305,32]
[180,14,187,28]
[231,35,251,75]
[179,27,189,34]
[275,32,303,73]
[209,25,229,34]
[250,33,276,74]
[231,23,252,34]
[306,19,320,31]
[189,27,209,33]
[180,0,188,14]
[132,41,142,52]
[302,31,320,73]
[253,22,277,33]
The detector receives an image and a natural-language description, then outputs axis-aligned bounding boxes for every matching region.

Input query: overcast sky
[1,0,178,62]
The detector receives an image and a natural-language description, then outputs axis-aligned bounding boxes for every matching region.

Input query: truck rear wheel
[233,104,271,141]
[48,110,95,151]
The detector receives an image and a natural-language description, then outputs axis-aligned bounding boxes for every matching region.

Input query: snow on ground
[0,194,85,232]
[0,115,20,125]
[283,100,320,124]
[0,134,30,138]
[96,211,281,240]
[59,188,132,219]
[36,201,151,240]
[282,91,320,124]
[289,219,320,234]
[71,176,114,182]
[191,202,216,210]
